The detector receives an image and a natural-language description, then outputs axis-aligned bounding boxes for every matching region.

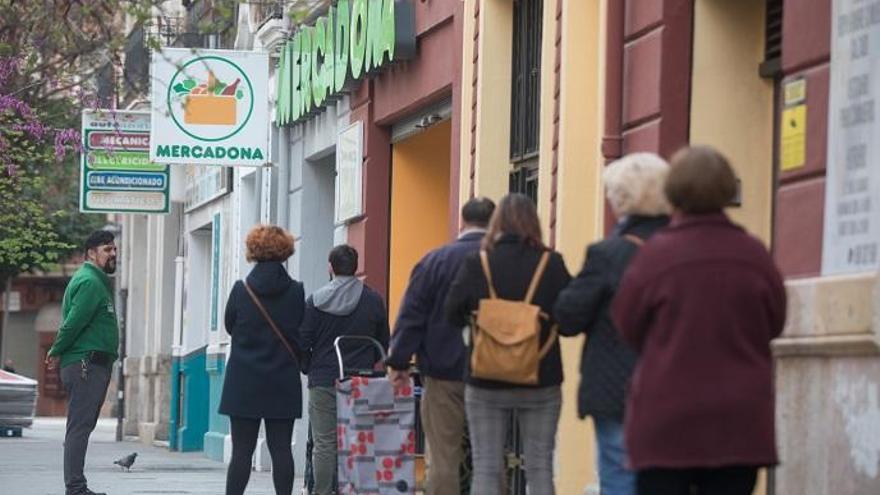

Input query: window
[509,0,543,163]
[759,0,783,79]
[509,162,539,204]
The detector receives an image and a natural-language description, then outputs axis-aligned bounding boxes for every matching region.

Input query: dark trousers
[637,466,758,495]
[61,361,111,494]
[226,417,296,495]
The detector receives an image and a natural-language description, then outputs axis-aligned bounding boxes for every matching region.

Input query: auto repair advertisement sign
[80,110,170,214]
[150,48,269,167]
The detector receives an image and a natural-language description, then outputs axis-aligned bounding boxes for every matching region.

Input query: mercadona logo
[166,56,254,142]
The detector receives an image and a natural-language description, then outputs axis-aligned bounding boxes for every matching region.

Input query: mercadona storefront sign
[275,0,415,125]
[151,48,269,166]
[81,110,170,214]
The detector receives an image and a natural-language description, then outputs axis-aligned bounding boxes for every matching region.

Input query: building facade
[113,1,880,492]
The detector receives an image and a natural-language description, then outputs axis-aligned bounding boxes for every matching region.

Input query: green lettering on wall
[276,40,292,125]
[300,27,313,115]
[274,0,414,125]
[291,33,303,121]
[334,0,350,93]
[253,148,264,160]
[350,0,367,80]
[381,0,396,61]
[324,7,336,97]
[192,146,203,158]
[312,18,327,108]
[365,0,384,71]
[157,145,170,157]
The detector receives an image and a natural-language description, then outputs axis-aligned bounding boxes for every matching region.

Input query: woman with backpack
[553,153,671,495]
[219,225,306,495]
[444,193,571,495]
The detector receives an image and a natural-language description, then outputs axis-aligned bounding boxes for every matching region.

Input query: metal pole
[115,287,127,442]
[0,278,11,365]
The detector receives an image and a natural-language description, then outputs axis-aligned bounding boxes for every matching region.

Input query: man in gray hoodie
[301,244,390,495]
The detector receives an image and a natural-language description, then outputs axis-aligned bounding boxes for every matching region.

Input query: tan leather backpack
[471,250,557,385]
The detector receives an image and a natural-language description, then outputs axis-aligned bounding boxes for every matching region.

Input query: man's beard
[103,258,117,274]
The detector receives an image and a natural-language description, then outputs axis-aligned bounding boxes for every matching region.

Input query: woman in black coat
[444,193,571,495]
[553,153,671,495]
[219,225,305,495]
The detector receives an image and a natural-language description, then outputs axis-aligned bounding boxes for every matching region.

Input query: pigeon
[114,452,137,471]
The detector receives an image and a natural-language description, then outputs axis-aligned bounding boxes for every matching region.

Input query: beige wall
[460,0,607,492]
[689,0,775,244]
[554,1,606,493]
[471,0,514,203]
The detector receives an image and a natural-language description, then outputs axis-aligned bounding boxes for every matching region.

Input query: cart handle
[333,335,388,381]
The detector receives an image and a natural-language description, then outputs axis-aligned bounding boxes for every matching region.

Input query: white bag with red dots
[337,375,416,494]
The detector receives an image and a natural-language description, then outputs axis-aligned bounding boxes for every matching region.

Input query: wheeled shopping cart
[334,335,416,494]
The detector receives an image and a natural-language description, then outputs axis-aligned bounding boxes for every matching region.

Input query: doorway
[388,119,452,324]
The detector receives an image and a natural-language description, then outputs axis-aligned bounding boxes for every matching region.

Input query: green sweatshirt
[48,262,119,368]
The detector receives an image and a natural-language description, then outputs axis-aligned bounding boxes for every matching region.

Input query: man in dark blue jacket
[301,245,389,495]
[386,197,495,495]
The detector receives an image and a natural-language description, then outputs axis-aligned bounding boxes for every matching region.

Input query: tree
[0,56,85,285]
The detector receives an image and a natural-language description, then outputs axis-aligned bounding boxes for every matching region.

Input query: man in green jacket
[47,230,119,495]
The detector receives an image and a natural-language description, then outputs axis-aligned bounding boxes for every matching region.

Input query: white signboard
[335,121,364,224]
[150,48,269,167]
[80,110,170,214]
[823,0,880,274]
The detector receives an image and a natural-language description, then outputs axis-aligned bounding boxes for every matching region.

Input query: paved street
[0,418,302,494]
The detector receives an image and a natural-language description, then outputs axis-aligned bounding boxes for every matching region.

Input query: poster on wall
[80,110,170,214]
[822,0,880,275]
[335,121,364,224]
[150,48,269,167]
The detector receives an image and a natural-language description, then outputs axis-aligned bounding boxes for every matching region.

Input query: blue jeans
[594,417,636,495]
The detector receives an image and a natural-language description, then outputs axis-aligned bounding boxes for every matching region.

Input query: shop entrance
[388,119,452,323]
[300,154,337,294]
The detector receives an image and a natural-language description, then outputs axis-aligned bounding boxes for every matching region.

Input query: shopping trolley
[334,335,416,494]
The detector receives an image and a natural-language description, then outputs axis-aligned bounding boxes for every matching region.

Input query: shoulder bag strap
[623,234,645,247]
[479,250,498,299]
[524,251,551,304]
[242,281,302,364]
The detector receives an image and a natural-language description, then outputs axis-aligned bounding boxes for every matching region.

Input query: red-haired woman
[220,225,305,495]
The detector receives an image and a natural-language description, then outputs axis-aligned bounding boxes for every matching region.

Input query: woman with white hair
[554,152,671,495]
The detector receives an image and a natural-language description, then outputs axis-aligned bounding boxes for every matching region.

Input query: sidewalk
[0,417,301,494]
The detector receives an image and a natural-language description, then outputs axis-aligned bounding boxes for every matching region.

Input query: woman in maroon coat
[612,146,787,495]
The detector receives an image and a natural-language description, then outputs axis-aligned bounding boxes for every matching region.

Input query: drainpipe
[276,126,290,231]
[601,0,625,163]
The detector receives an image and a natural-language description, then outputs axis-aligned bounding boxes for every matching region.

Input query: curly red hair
[245,225,295,262]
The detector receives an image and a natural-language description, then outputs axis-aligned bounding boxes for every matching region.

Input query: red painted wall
[620,0,693,158]
[773,0,831,278]
[347,0,460,299]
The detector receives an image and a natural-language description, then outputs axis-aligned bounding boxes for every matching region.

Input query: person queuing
[444,193,571,495]
[219,225,305,495]
[386,197,496,495]
[47,230,119,495]
[554,153,671,495]
[301,245,390,495]
[612,146,787,495]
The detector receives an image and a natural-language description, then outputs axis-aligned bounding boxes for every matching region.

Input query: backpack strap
[524,251,551,304]
[479,250,498,299]
[537,324,559,359]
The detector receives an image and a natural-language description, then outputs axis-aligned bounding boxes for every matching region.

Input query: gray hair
[603,152,672,217]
